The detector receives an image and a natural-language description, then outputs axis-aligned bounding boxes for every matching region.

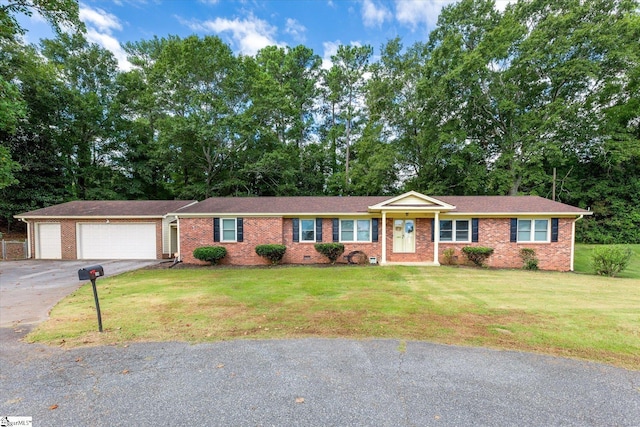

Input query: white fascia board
[368,191,455,211]
[174,212,376,218]
[14,215,164,220]
[442,212,592,217]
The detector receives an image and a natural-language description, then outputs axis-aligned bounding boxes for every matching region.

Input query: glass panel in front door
[393,219,416,253]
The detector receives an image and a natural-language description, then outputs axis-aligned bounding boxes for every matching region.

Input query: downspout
[21,218,31,259]
[176,216,181,262]
[570,215,583,271]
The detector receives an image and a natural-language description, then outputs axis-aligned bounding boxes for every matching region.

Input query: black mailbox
[78,265,104,281]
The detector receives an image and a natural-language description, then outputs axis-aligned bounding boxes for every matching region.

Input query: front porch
[368,192,456,266]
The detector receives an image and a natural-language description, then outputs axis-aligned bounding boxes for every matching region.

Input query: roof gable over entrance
[368,191,455,213]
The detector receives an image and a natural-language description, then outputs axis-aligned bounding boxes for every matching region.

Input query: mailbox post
[78,265,104,332]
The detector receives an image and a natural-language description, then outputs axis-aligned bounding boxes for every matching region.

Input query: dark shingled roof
[176,195,589,215]
[177,196,389,214]
[15,200,197,218]
[437,196,589,214]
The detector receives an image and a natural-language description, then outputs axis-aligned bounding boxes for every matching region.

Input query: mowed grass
[27,264,640,370]
[574,244,640,279]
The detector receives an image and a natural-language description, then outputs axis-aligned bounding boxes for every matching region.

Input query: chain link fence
[1,240,27,260]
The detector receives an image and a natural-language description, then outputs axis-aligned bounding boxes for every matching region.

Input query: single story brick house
[172,191,591,271]
[15,200,197,260]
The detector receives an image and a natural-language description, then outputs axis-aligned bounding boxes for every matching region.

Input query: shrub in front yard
[314,243,345,264]
[255,244,287,265]
[462,246,494,267]
[442,248,456,265]
[193,246,227,265]
[591,245,633,277]
[519,248,539,270]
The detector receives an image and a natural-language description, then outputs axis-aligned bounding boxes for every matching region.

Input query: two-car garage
[35,222,156,260]
[18,200,197,260]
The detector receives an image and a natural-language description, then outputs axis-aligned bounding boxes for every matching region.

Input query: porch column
[381,211,387,264]
[433,211,440,265]
[176,217,181,261]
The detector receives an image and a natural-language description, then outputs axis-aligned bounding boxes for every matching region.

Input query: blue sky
[18,0,506,70]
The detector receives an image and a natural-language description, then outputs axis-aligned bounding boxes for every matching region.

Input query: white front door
[393,219,415,253]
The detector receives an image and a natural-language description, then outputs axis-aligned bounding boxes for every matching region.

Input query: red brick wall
[385,218,434,263]
[179,215,576,271]
[180,217,283,265]
[282,218,381,265]
[180,217,382,265]
[437,218,575,271]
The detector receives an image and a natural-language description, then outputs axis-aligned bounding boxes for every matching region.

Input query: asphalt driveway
[1,260,639,426]
[1,328,638,426]
[0,260,161,327]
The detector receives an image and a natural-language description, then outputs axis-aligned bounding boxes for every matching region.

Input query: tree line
[1,0,639,243]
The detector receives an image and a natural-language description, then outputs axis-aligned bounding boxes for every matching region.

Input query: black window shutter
[510,218,518,242]
[237,218,244,242]
[551,218,559,242]
[213,218,220,242]
[316,218,323,242]
[431,219,435,242]
[372,218,379,242]
[472,218,479,242]
[332,218,339,242]
[292,218,299,242]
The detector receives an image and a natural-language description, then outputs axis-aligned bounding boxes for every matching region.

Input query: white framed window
[440,219,470,242]
[518,219,549,242]
[340,219,371,242]
[221,218,237,242]
[300,219,315,242]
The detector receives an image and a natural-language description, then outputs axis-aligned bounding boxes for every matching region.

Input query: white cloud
[394,0,455,29]
[494,0,512,12]
[79,6,122,33]
[79,4,132,71]
[181,14,281,56]
[321,40,340,69]
[361,0,392,27]
[284,18,306,43]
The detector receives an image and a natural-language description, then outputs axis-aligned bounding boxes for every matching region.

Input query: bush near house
[519,248,539,270]
[442,248,456,265]
[462,246,494,267]
[255,244,287,265]
[314,243,345,264]
[591,245,633,277]
[193,246,227,265]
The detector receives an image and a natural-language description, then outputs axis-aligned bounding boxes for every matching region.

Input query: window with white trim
[340,219,371,242]
[518,219,549,242]
[440,219,470,242]
[221,218,237,242]
[300,219,315,242]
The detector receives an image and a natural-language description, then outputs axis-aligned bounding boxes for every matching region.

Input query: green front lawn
[574,244,640,279]
[27,264,640,370]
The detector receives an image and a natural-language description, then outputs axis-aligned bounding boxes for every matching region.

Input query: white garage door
[36,223,62,259]
[78,223,157,259]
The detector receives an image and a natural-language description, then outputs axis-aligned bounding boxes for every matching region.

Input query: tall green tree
[322,44,373,194]
[40,33,120,199]
[148,35,248,199]
[243,45,323,195]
